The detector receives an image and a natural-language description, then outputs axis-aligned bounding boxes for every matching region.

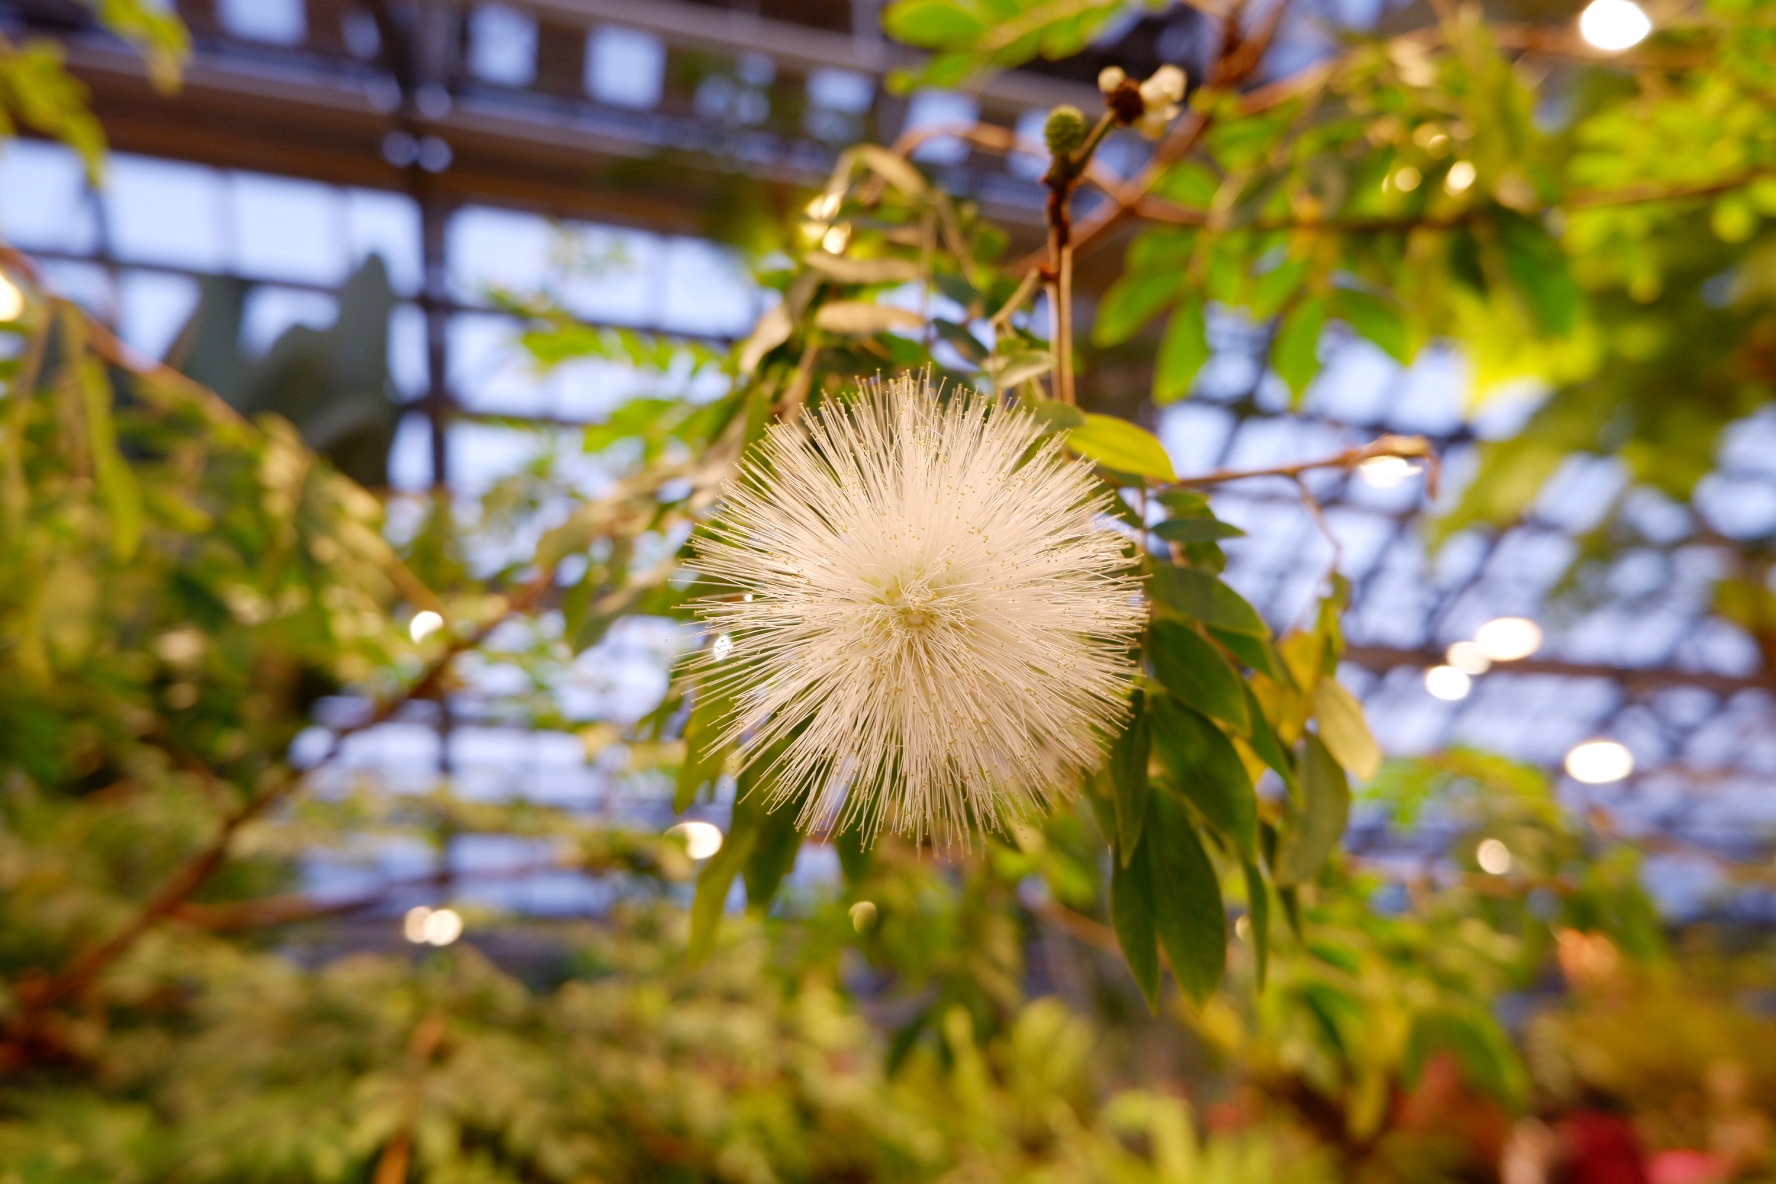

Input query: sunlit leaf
[1067,414,1176,480]
[1313,678,1382,781]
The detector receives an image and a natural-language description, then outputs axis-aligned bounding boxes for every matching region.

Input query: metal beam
[1343,644,1774,698]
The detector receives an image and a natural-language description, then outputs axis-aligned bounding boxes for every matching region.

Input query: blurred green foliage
[4,0,1776,1178]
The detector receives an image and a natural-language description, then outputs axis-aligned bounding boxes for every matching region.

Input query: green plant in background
[3,0,1776,1178]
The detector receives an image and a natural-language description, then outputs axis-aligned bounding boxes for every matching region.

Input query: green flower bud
[1044,105,1090,158]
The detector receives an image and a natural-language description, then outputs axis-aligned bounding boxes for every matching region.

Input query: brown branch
[1058,0,1297,267]
[1168,434,1436,491]
[12,578,546,1019]
[372,1011,449,1184]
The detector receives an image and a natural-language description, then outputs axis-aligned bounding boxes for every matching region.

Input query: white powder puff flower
[688,373,1144,846]
[1135,65,1186,139]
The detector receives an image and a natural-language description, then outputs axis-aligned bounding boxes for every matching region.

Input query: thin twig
[1057,0,1297,267]
[1167,434,1436,490]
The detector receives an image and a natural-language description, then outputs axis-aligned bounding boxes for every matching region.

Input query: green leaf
[1067,414,1177,480]
[675,686,734,811]
[1273,734,1351,887]
[1093,274,1175,347]
[1406,1008,1528,1109]
[1148,564,1268,637]
[1148,620,1249,734]
[1331,288,1411,364]
[1150,697,1258,860]
[1109,690,1151,862]
[1238,682,1296,789]
[1110,837,1162,1010]
[1152,517,1244,543]
[988,350,1054,390]
[1155,488,1210,516]
[735,789,804,910]
[834,827,873,887]
[883,0,984,46]
[1313,678,1382,780]
[1495,209,1579,337]
[74,356,143,560]
[1243,860,1270,990]
[1147,792,1226,1005]
[1025,398,1085,433]
[1210,626,1280,679]
[932,318,988,363]
[1271,296,1325,404]
[1153,295,1209,405]
[688,819,757,964]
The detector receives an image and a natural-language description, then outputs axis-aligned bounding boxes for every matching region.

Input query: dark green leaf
[735,788,804,910]
[1109,690,1151,862]
[675,686,734,811]
[1110,837,1162,1010]
[1152,517,1245,543]
[688,820,756,965]
[834,826,873,887]
[1210,626,1280,679]
[1147,792,1226,1005]
[1150,697,1258,860]
[1148,564,1268,637]
[1243,860,1270,990]
[1148,620,1249,734]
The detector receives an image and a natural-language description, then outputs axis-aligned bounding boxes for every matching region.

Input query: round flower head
[688,373,1144,846]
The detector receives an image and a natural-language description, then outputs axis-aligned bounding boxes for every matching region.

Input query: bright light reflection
[667,820,724,860]
[422,907,463,946]
[1566,740,1634,784]
[1579,0,1652,51]
[711,632,734,661]
[0,273,22,322]
[1425,665,1472,701]
[1477,838,1512,875]
[409,610,444,643]
[820,223,852,253]
[1391,166,1422,192]
[1445,161,1477,194]
[1446,641,1492,675]
[1474,617,1541,662]
[403,906,432,943]
[806,192,841,220]
[1358,455,1418,487]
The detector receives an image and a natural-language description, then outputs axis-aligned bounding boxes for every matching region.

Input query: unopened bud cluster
[1043,105,1090,156]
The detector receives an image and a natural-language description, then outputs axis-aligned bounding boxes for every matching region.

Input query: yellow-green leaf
[1313,678,1381,780]
[1067,414,1176,480]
